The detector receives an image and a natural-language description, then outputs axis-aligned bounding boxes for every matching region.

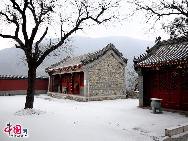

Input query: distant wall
[0,78,48,95]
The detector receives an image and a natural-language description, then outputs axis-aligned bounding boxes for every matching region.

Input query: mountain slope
[0,36,153,76]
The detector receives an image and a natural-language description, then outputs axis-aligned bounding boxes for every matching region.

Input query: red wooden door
[158,71,168,107]
[150,71,160,98]
[143,71,160,106]
[72,72,84,95]
[159,70,180,109]
[180,69,188,110]
[53,75,60,92]
[168,71,180,109]
[144,70,181,110]
[61,73,72,94]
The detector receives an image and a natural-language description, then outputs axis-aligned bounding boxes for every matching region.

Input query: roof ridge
[133,37,188,68]
[81,43,127,65]
[46,43,127,73]
[159,36,188,46]
[134,36,188,64]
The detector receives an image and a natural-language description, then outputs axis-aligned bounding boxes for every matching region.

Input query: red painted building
[0,75,48,95]
[134,37,188,111]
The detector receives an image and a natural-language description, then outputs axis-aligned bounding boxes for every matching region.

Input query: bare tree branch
[132,0,183,18]
[0,33,24,48]
[36,3,112,67]
[34,27,48,57]
[22,1,29,44]
[9,0,23,14]
[130,0,188,37]
[0,0,121,108]
[28,1,38,23]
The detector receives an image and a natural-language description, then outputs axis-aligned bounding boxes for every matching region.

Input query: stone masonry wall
[87,51,126,96]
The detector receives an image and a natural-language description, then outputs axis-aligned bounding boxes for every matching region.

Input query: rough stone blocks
[163,124,188,141]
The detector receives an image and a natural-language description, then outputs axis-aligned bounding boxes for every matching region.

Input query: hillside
[0,36,153,76]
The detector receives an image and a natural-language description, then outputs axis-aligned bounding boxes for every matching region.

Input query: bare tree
[130,0,188,38]
[126,66,138,98]
[0,0,121,109]
[127,68,138,91]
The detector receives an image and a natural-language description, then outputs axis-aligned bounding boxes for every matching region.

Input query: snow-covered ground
[0,95,187,141]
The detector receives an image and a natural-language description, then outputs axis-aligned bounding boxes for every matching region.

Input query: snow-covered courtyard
[0,95,187,141]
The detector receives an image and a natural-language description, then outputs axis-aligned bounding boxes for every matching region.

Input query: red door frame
[61,72,84,95]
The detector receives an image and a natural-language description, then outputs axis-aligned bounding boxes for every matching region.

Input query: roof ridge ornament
[155,36,161,44]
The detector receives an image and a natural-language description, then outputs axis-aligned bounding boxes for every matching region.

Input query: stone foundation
[48,92,127,102]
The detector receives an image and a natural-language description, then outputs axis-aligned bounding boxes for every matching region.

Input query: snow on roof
[46,43,127,73]
[134,37,188,68]
[0,75,48,79]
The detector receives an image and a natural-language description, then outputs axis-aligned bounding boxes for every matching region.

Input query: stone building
[134,37,188,111]
[46,43,127,101]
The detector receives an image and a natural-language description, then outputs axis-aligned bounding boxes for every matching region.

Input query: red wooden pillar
[80,72,84,95]
[50,76,53,92]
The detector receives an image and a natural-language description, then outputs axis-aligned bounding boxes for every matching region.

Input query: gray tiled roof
[134,37,188,68]
[47,54,87,71]
[47,43,127,72]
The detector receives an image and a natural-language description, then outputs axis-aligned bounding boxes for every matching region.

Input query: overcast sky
[0,0,169,51]
[0,21,167,50]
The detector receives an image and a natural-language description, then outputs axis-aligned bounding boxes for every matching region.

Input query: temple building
[46,43,127,101]
[134,37,188,111]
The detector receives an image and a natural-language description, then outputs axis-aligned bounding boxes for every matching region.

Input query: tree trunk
[24,65,36,109]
